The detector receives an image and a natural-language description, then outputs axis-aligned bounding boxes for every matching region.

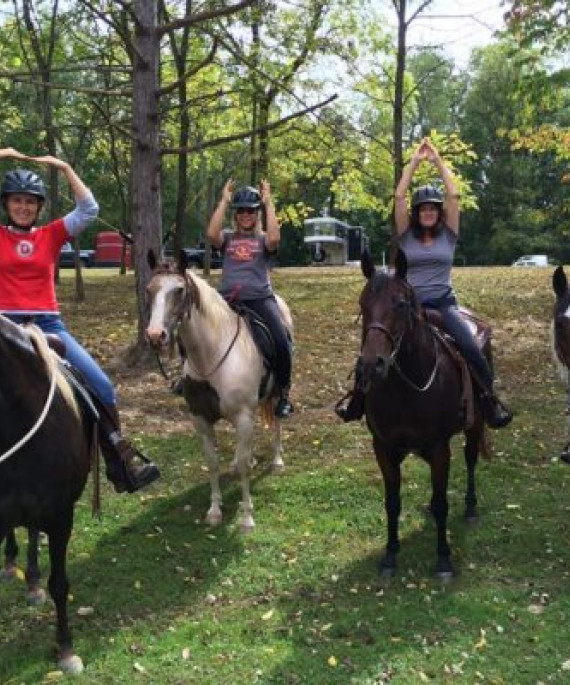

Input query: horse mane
[25,325,79,415]
[185,269,238,337]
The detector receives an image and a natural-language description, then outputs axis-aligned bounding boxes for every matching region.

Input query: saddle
[227,302,292,399]
[423,306,492,429]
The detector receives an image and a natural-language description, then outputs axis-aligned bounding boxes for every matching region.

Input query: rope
[0,362,58,465]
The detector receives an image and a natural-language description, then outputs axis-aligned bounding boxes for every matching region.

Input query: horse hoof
[270,460,284,473]
[240,519,256,534]
[560,450,570,465]
[205,512,222,526]
[26,587,47,606]
[435,570,455,583]
[464,510,478,525]
[58,653,84,674]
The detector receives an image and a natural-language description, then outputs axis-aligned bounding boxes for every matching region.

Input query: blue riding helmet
[1,169,47,201]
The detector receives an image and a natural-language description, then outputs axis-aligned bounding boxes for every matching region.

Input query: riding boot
[275,387,294,418]
[335,388,365,422]
[98,405,161,493]
[478,388,513,429]
[335,357,365,422]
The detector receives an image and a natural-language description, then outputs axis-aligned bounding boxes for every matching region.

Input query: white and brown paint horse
[552,266,570,464]
[145,250,293,531]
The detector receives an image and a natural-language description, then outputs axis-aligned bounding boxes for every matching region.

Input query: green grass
[1,266,569,684]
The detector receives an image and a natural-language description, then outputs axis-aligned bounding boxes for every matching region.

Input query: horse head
[145,248,200,353]
[358,249,417,385]
[553,265,570,368]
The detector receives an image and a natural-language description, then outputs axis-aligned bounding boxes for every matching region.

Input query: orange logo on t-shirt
[229,238,259,262]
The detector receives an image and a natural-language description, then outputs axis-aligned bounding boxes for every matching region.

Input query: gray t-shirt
[399,226,457,304]
[220,231,273,300]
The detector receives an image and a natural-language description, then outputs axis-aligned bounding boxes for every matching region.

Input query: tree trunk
[131,0,162,349]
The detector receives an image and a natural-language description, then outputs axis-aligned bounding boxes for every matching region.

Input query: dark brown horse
[357,250,486,578]
[0,314,93,673]
[552,266,570,464]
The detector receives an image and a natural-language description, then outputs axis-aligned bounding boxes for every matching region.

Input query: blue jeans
[4,313,116,406]
[430,304,494,389]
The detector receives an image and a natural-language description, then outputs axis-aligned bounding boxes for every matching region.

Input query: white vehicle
[511,254,549,267]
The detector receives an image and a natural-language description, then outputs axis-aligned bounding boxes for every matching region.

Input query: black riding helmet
[231,186,261,210]
[1,169,47,202]
[411,185,443,208]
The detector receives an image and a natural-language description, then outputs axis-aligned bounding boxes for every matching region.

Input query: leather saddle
[423,306,491,350]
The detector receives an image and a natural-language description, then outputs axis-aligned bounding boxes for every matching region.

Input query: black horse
[0,314,93,673]
[357,250,486,578]
[552,266,570,464]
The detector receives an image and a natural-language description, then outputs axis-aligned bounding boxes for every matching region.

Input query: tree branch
[157,0,256,37]
[160,94,338,155]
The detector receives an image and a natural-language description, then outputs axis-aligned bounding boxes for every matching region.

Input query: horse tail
[260,398,276,429]
[479,425,491,460]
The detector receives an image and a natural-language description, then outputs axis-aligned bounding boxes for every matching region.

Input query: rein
[0,357,58,465]
[364,313,440,393]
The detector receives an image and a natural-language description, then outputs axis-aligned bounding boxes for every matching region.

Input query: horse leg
[25,529,46,605]
[46,514,83,674]
[270,417,284,471]
[234,414,256,533]
[2,529,19,579]
[374,439,401,576]
[463,424,481,522]
[430,442,454,579]
[198,422,223,526]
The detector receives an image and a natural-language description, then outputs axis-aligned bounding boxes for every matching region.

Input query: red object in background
[94,231,131,267]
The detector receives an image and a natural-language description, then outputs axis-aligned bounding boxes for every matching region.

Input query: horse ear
[361,249,375,280]
[147,249,157,270]
[178,249,190,274]
[395,249,408,280]
[553,265,568,298]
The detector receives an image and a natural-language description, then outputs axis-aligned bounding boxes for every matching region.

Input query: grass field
[0,264,569,684]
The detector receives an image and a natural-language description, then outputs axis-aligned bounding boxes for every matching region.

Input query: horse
[356,250,486,578]
[0,314,93,673]
[145,250,294,532]
[551,265,570,464]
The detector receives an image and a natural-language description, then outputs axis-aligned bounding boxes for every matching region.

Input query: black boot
[561,443,570,465]
[275,390,294,418]
[99,405,161,493]
[335,389,365,422]
[479,390,513,429]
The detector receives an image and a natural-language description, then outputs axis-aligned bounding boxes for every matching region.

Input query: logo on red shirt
[16,240,34,258]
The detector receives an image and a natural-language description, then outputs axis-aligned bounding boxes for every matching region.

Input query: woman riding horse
[338,138,512,429]
[0,147,159,492]
[206,179,294,418]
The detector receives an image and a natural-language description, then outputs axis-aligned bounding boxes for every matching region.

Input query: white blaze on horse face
[146,275,181,347]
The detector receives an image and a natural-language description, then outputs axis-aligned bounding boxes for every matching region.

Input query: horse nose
[146,327,168,349]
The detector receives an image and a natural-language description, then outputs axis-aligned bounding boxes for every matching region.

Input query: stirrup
[106,443,161,493]
[275,396,294,418]
[335,391,364,422]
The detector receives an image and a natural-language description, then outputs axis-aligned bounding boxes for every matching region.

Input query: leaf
[261,609,274,621]
[328,656,338,667]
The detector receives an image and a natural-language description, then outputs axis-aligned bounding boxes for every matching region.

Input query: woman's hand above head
[221,179,235,204]
[260,179,272,205]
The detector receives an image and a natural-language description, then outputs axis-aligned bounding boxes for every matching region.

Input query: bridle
[153,270,241,381]
[362,292,439,393]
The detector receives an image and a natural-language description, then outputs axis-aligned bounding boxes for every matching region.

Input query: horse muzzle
[145,326,170,351]
[361,354,392,385]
